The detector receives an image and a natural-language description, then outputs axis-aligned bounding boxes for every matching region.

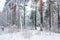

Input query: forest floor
[0,29,60,40]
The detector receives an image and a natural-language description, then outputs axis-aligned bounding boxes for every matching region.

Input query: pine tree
[48,0,51,31]
[24,0,26,28]
[57,1,60,32]
[30,10,35,27]
[40,0,43,31]
[34,0,38,29]
[12,4,16,24]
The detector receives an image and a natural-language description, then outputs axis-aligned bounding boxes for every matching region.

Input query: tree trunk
[34,4,37,30]
[57,2,60,32]
[24,0,26,28]
[48,0,51,31]
[40,0,43,31]
[12,4,16,24]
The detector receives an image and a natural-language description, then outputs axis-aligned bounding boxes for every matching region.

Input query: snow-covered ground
[0,30,60,40]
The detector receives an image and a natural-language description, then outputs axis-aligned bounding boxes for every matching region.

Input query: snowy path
[0,30,60,40]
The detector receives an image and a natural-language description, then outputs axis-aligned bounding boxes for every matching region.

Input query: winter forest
[0,0,60,40]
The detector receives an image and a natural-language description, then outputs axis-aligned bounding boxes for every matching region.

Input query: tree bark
[24,0,26,28]
[34,4,37,30]
[57,2,60,31]
[48,0,51,31]
[12,4,16,24]
[40,0,43,31]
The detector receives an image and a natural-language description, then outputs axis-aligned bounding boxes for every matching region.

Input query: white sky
[0,0,6,12]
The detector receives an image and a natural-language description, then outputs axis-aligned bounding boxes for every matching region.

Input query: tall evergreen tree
[24,0,26,28]
[40,0,43,31]
[48,0,51,31]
